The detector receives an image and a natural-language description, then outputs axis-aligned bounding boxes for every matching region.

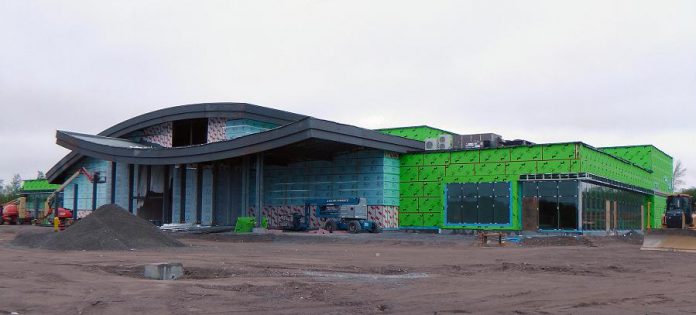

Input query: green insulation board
[377,125,455,141]
[397,142,671,230]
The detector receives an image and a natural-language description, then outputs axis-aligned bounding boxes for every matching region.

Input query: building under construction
[46,103,673,233]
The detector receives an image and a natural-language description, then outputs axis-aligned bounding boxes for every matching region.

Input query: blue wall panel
[201,168,213,225]
[185,168,197,224]
[61,158,111,214]
[171,166,181,223]
[263,150,400,206]
[113,162,130,209]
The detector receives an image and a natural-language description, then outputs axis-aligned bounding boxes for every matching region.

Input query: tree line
[0,172,46,204]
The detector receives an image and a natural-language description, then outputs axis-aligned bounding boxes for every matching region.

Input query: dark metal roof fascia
[47,102,307,182]
[52,118,423,169]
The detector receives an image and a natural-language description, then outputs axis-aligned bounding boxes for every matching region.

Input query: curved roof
[47,103,423,182]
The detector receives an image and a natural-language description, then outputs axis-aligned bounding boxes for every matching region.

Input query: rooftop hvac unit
[425,138,437,150]
[454,133,503,149]
[425,134,453,151]
[437,134,453,150]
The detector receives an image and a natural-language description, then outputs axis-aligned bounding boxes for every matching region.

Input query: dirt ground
[1,226,695,315]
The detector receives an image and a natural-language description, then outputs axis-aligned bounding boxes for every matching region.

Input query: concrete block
[144,263,184,280]
[252,227,268,234]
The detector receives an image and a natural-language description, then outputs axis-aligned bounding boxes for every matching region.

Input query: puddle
[303,270,428,281]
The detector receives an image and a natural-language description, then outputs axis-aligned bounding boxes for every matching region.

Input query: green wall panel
[506,162,537,175]
[542,143,577,160]
[480,148,510,163]
[450,150,479,164]
[510,146,543,161]
[377,126,453,141]
[398,141,670,231]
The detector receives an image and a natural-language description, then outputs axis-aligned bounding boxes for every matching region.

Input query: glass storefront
[522,180,646,231]
[522,180,579,230]
[580,182,644,231]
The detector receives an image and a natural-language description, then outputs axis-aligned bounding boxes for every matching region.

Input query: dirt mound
[12,204,184,250]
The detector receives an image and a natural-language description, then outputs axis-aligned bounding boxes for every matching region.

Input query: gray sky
[1,0,695,189]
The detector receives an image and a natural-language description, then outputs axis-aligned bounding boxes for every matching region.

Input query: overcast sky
[1,0,694,189]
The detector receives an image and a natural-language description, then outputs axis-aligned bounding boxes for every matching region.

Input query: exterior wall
[113,162,130,210]
[250,205,399,229]
[225,119,277,139]
[598,145,673,193]
[378,126,453,141]
[143,122,173,147]
[400,142,667,231]
[61,157,112,218]
[263,150,400,206]
[400,144,577,230]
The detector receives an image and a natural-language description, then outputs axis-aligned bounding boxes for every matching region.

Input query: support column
[255,153,264,228]
[92,172,100,211]
[163,165,171,224]
[110,162,117,204]
[179,164,187,223]
[196,165,203,224]
[605,200,611,233]
[641,205,645,232]
[73,184,78,219]
[211,163,217,226]
[128,164,135,213]
[241,157,250,219]
[647,201,652,230]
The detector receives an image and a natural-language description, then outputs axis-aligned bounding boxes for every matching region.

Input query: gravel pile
[12,204,183,250]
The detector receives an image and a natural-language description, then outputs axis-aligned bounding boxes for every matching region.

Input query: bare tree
[673,160,687,191]
[36,171,46,180]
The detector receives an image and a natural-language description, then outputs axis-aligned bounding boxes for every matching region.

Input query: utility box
[144,263,184,280]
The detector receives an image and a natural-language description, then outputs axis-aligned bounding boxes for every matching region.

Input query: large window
[446,182,510,225]
[523,180,579,230]
[172,118,208,147]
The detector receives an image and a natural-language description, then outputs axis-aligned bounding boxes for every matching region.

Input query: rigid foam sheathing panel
[542,143,577,160]
[422,182,444,197]
[510,146,543,161]
[422,213,442,227]
[480,148,510,163]
[418,166,445,181]
[446,164,476,177]
[537,160,572,174]
[475,163,506,176]
[423,153,451,166]
[450,150,480,164]
[505,162,537,175]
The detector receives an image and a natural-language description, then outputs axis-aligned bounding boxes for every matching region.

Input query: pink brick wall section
[247,205,399,229]
[143,122,173,147]
[207,117,227,143]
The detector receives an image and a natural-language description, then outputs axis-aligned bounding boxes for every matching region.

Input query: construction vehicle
[33,167,99,226]
[310,198,382,233]
[1,197,31,224]
[641,194,696,253]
